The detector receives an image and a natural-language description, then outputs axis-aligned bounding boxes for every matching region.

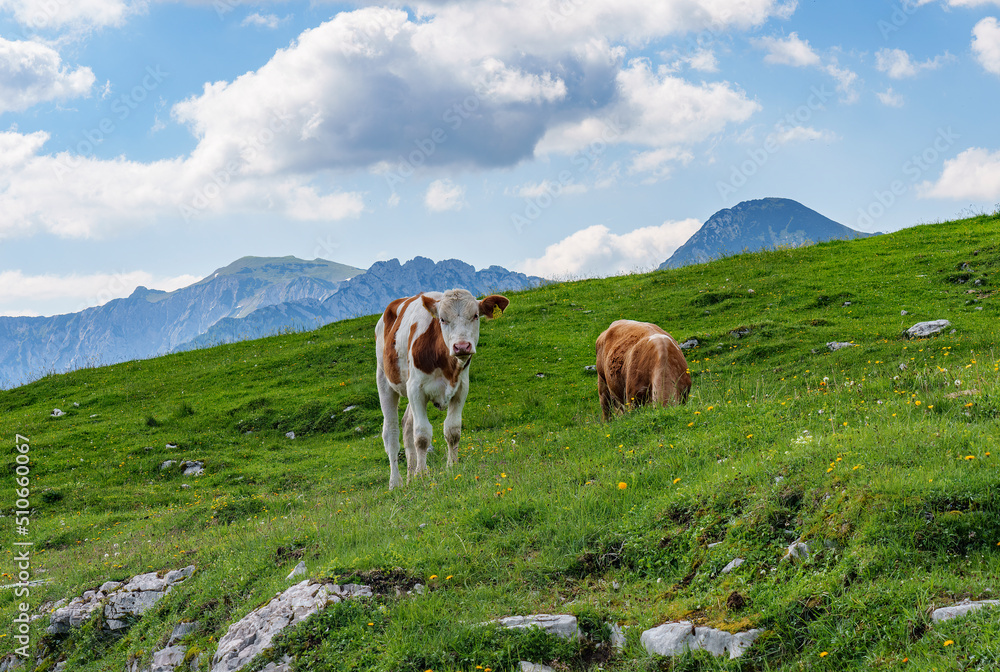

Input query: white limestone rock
[641,621,763,660]
[931,599,1000,622]
[494,614,580,640]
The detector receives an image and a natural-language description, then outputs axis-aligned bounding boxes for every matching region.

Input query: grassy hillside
[2,215,999,672]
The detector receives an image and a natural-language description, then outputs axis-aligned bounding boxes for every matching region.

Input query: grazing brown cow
[595,319,691,420]
[376,289,509,489]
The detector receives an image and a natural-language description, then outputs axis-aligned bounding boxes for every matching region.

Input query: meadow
[2,213,999,671]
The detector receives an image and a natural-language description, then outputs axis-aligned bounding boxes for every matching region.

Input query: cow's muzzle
[453,341,474,356]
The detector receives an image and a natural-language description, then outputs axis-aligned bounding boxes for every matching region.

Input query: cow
[595,319,691,421]
[376,289,510,489]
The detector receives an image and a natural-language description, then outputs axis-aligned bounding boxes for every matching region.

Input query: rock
[842,301,851,307]
[782,541,809,563]
[901,310,908,315]
[148,645,187,672]
[410,583,425,595]
[495,614,579,640]
[211,581,371,672]
[73,402,80,407]
[260,656,293,672]
[48,566,195,634]
[640,621,762,660]
[519,663,555,672]
[159,460,177,471]
[343,405,357,412]
[679,338,699,350]
[826,341,856,351]
[610,623,626,651]
[931,599,1000,622]
[286,561,307,580]
[285,431,295,439]
[905,320,950,339]
[730,327,751,339]
[168,621,198,644]
[584,365,597,372]
[899,363,907,371]
[0,654,25,671]
[720,558,744,575]
[51,409,65,417]
[181,461,204,476]
[166,443,177,449]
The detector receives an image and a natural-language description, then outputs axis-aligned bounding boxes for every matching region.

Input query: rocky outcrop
[640,622,762,660]
[47,566,195,634]
[211,581,372,672]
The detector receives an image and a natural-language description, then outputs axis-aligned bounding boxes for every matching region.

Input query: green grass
[2,214,1000,671]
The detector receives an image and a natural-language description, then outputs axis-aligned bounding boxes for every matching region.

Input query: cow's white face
[434,289,482,360]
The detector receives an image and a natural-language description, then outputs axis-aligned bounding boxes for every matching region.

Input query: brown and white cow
[376,289,510,489]
[595,319,691,421]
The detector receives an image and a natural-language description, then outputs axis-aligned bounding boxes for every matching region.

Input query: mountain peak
[660,198,873,269]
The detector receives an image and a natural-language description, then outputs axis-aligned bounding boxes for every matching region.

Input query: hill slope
[660,197,874,269]
[2,215,998,672]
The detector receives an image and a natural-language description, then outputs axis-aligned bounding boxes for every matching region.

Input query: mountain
[659,197,875,269]
[0,256,539,388]
[175,257,541,352]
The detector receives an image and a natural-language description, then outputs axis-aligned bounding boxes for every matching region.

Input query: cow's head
[423,290,509,360]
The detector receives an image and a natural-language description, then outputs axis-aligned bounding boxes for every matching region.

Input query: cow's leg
[598,373,614,421]
[402,404,417,482]
[443,384,468,468]
[406,386,433,480]
[377,368,403,489]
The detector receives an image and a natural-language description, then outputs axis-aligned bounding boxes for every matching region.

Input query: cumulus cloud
[1,1,796,237]
[972,17,1000,75]
[536,57,759,177]
[241,13,284,29]
[518,219,702,278]
[754,32,821,67]
[877,87,905,107]
[0,0,134,31]
[425,178,466,212]
[752,32,859,102]
[875,48,945,78]
[0,37,95,113]
[0,129,365,239]
[766,125,838,146]
[919,147,1000,200]
[0,269,200,316]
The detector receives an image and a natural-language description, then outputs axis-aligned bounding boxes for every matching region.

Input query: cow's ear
[421,294,439,317]
[479,295,509,319]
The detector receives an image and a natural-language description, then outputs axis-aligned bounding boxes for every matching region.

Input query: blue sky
[2,0,1000,317]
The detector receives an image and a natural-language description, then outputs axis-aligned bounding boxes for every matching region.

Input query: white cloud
[425,178,466,212]
[536,58,759,171]
[0,129,365,239]
[752,33,859,102]
[766,125,838,146]
[823,61,860,103]
[0,37,95,113]
[877,87,905,107]
[875,48,945,78]
[518,219,702,278]
[0,269,200,316]
[919,147,1000,200]
[0,0,135,31]
[241,12,283,29]
[754,32,821,67]
[972,17,1000,75]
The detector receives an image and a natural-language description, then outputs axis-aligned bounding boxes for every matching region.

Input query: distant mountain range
[0,256,541,389]
[660,197,874,269]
